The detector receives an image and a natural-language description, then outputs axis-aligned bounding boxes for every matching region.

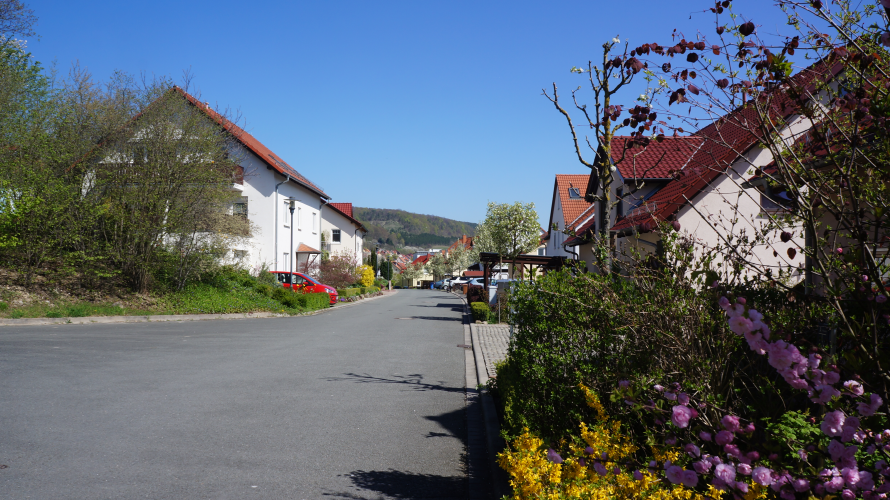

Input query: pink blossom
[737,481,750,493]
[718,296,730,309]
[860,470,875,490]
[791,479,810,493]
[678,392,689,405]
[752,467,773,485]
[841,416,861,443]
[618,380,630,389]
[715,430,734,445]
[722,415,741,432]
[822,411,846,436]
[824,371,840,385]
[737,463,752,475]
[809,353,822,370]
[693,461,712,474]
[665,392,677,401]
[653,384,665,392]
[666,465,684,484]
[842,467,860,488]
[699,431,712,441]
[826,475,845,493]
[814,385,842,404]
[844,380,865,396]
[737,297,747,305]
[682,470,699,487]
[724,444,741,457]
[858,393,884,417]
[633,470,643,481]
[547,448,563,464]
[880,294,889,304]
[672,405,694,428]
[715,463,736,483]
[594,462,607,476]
[729,316,753,335]
[685,443,701,457]
[837,247,844,254]
[841,489,855,500]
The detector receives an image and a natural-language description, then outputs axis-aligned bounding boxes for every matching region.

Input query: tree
[318,250,361,289]
[473,202,541,278]
[426,252,447,281]
[446,243,470,277]
[0,0,36,40]
[379,260,393,281]
[400,261,423,288]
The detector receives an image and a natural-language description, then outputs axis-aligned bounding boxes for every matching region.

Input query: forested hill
[353,207,476,249]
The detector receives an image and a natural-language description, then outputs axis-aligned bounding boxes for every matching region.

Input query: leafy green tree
[426,252,447,281]
[446,243,470,277]
[472,202,540,278]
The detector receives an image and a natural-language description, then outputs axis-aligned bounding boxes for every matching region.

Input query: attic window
[568,186,582,199]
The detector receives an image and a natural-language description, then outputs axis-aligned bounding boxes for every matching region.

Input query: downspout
[319,197,329,259]
[274,175,291,270]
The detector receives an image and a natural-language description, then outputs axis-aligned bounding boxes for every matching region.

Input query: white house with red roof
[545,174,595,259]
[321,202,367,262]
[171,87,331,274]
[564,60,839,276]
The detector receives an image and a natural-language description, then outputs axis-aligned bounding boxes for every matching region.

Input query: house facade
[545,174,595,259]
[321,202,366,262]
[175,88,330,274]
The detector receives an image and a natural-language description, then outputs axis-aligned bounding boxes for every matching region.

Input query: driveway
[0,290,469,499]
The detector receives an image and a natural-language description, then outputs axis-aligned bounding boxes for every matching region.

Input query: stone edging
[0,290,399,327]
[452,290,511,499]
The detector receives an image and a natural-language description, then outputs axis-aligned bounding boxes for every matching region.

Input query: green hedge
[470,301,490,323]
[337,288,362,298]
[298,292,330,310]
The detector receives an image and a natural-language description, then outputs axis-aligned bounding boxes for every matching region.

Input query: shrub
[318,251,361,289]
[470,301,490,323]
[0,302,7,311]
[254,283,273,297]
[271,287,289,303]
[298,292,330,310]
[467,284,485,304]
[337,288,362,298]
[358,264,374,287]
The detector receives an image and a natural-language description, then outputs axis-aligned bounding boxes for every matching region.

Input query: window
[568,185,582,199]
[283,201,290,227]
[282,253,289,270]
[761,190,793,212]
[297,206,301,230]
[312,212,317,232]
[233,197,248,218]
[233,249,247,261]
[537,247,545,256]
[332,229,341,243]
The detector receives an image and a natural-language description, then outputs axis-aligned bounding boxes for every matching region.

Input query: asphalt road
[0,289,470,500]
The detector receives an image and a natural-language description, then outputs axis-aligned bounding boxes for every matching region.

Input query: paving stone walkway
[473,324,510,379]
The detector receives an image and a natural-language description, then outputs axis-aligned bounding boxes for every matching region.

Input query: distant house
[321,202,367,262]
[545,174,594,259]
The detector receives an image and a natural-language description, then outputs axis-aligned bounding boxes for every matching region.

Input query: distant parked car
[270,271,339,305]
[432,280,446,289]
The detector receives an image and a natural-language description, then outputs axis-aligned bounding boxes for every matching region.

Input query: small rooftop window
[568,185,582,199]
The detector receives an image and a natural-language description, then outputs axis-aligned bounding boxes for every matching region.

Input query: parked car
[448,276,473,291]
[270,271,339,305]
[432,280,446,289]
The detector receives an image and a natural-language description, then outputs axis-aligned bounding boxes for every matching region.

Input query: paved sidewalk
[473,324,510,380]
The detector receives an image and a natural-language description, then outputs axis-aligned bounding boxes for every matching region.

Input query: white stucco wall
[547,190,574,258]
[321,207,365,262]
[228,144,325,274]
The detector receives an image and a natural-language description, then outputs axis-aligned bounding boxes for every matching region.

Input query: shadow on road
[322,372,465,394]
[399,316,463,322]
[326,469,467,499]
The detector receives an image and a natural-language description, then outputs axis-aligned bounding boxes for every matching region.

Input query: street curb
[453,291,511,499]
[0,290,399,327]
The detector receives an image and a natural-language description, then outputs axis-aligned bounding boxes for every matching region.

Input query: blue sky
[25,0,788,227]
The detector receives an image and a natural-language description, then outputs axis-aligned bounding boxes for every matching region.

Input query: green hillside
[353,207,476,250]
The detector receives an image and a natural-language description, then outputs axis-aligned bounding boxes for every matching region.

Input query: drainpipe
[805,222,814,295]
[274,175,291,270]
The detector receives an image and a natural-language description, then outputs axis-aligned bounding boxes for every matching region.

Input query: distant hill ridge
[353,207,476,249]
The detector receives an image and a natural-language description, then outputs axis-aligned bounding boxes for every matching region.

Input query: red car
[270,271,339,305]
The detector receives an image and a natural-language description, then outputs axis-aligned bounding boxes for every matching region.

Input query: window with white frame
[297,206,302,230]
[312,212,317,233]
[282,253,289,269]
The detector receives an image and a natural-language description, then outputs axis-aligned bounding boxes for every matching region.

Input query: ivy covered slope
[352,207,476,249]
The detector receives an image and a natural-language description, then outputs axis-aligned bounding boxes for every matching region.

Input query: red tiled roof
[412,255,431,265]
[297,243,320,253]
[610,136,704,180]
[326,202,366,232]
[463,270,484,277]
[611,59,842,233]
[172,87,330,199]
[446,235,473,254]
[330,202,353,217]
[553,174,594,230]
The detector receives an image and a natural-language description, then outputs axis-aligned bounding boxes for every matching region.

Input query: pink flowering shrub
[600,296,890,499]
